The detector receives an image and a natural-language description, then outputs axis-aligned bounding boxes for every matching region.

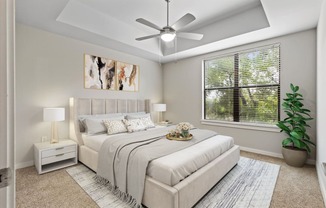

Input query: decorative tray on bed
[166,134,193,141]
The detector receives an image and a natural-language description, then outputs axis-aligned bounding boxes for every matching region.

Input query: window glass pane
[205,56,234,88]
[239,86,279,124]
[205,89,233,121]
[203,44,280,125]
[239,46,280,86]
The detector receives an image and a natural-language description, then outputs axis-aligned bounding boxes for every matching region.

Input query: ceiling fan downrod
[166,0,170,27]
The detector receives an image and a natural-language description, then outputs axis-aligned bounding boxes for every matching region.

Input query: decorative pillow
[103,120,127,135]
[84,116,124,135]
[140,117,155,129]
[123,119,147,132]
[126,113,155,129]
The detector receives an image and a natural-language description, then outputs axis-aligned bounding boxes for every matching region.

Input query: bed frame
[69,97,240,208]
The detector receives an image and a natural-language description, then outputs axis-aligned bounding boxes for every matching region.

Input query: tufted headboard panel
[69,97,151,145]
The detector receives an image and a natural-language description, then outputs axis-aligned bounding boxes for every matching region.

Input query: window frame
[201,44,281,131]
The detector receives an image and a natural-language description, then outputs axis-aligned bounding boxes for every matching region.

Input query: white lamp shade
[43,108,65,122]
[153,104,166,112]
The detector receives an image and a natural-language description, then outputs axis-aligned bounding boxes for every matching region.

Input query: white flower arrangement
[176,122,193,131]
[169,122,194,138]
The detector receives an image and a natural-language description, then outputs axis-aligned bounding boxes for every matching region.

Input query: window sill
[200,119,280,132]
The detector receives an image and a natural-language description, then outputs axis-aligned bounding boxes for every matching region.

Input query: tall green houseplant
[277,84,315,153]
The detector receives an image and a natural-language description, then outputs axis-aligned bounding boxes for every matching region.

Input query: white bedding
[82,128,234,186]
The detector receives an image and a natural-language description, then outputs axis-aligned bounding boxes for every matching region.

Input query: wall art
[84,54,116,90]
[116,61,139,92]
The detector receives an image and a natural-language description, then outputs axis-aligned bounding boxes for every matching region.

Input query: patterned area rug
[66,157,279,208]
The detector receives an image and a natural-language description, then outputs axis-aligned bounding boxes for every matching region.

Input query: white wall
[16,24,163,168]
[163,29,317,160]
[0,0,15,207]
[316,0,326,204]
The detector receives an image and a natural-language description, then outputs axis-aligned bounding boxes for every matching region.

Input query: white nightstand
[156,121,173,127]
[34,140,77,174]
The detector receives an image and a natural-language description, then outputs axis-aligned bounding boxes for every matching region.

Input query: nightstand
[156,121,173,126]
[34,140,77,174]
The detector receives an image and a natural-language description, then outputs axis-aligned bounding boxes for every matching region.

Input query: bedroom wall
[316,0,326,204]
[163,29,317,160]
[16,24,163,168]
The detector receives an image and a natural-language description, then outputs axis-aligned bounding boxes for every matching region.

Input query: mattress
[82,128,234,186]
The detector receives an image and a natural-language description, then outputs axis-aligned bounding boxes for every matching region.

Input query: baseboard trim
[15,160,34,169]
[239,146,316,165]
[317,163,326,207]
[16,147,315,168]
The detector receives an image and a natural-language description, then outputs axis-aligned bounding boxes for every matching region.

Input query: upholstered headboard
[69,97,151,145]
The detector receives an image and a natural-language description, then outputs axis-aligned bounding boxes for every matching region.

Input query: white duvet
[82,128,234,186]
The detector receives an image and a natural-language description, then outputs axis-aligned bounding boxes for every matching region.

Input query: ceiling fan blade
[136,18,162,31]
[136,34,160,41]
[171,13,195,31]
[177,32,203,40]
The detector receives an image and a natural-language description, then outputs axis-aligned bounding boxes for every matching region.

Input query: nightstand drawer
[42,145,75,158]
[42,151,76,165]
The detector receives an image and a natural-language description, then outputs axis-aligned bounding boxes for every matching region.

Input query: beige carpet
[16,151,325,208]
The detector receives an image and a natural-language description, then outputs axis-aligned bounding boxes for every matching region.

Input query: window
[203,44,280,125]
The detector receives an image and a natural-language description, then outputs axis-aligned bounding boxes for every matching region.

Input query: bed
[69,97,240,208]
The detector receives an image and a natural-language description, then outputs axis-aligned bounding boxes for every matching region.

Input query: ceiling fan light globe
[161,33,176,42]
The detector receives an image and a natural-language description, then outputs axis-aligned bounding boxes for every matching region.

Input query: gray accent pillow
[78,113,123,132]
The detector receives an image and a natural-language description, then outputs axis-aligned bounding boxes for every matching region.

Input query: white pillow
[124,112,146,117]
[84,116,124,135]
[123,119,147,132]
[125,113,149,119]
[103,120,127,135]
[126,113,155,129]
[141,117,155,129]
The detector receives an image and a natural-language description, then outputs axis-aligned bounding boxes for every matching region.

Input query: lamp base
[50,121,59,144]
[50,138,59,144]
[158,111,163,123]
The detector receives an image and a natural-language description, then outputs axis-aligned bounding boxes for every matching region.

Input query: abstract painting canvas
[116,61,139,92]
[84,54,116,90]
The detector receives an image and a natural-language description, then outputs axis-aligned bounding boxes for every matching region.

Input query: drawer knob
[55,147,64,150]
[56,154,64,157]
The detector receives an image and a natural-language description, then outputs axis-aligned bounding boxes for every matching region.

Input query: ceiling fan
[135,0,203,42]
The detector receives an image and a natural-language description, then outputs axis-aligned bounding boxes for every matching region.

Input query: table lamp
[43,108,65,143]
[153,104,166,123]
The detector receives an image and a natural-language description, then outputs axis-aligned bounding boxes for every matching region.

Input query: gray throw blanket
[96,126,217,207]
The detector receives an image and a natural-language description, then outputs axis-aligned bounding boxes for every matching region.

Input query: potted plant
[276,84,315,167]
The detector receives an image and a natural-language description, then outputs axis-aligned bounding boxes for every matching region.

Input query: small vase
[181,130,189,138]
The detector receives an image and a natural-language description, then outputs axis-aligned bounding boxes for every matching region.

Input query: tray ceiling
[16,0,323,63]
